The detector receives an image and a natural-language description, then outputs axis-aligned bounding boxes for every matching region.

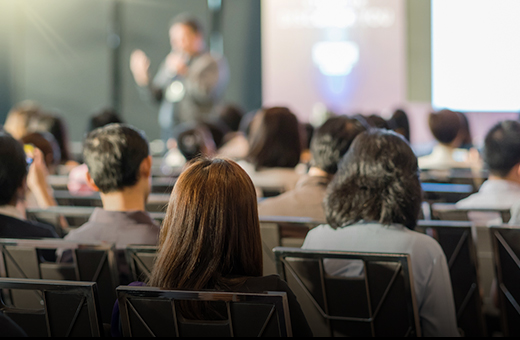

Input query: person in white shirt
[418,109,480,171]
[457,120,520,211]
[302,128,460,337]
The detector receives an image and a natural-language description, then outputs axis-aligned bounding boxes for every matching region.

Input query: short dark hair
[325,129,422,230]
[176,124,215,161]
[246,107,302,170]
[169,13,204,35]
[83,124,149,193]
[310,116,367,175]
[483,120,520,177]
[428,109,462,145]
[0,132,28,205]
[87,108,123,133]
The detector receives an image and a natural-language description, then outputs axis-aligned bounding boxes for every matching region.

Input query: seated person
[62,124,160,282]
[3,100,41,141]
[67,108,124,195]
[238,107,306,197]
[418,109,479,170]
[110,156,312,337]
[257,115,367,222]
[457,120,520,210]
[302,129,459,337]
[162,122,217,169]
[0,131,59,239]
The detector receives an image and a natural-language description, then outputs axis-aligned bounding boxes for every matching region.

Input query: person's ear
[85,171,100,192]
[140,155,153,179]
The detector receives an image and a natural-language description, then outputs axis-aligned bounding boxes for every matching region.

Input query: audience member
[110,157,312,337]
[388,109,410,142]
[27,111,79,172]
[21,131,61,176]
[457,120,520,211]
[67,108,124,195]
[301,129,459,337]
[0,132,59,239]
[87,107,124,133]
[238,107,305,196]
[365,114,389,130]
[3,101,41,141]
[456,111,473,149]
[217,107,255,160]
[257,115,367,222]
[62,124,160,282]
[418,109,479,170]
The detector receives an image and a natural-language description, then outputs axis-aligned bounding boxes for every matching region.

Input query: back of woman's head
[28,112,71,163]
[149,157,262,291]
[4,101,41,140]
[325,128,422,230]
[246,107,302,170]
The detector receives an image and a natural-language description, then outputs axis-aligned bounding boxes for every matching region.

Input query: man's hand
[130,49,151,86]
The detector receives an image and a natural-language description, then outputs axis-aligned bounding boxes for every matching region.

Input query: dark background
[0,0,429,143]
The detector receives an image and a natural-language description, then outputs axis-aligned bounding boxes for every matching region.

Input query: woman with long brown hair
[111,156,312,337]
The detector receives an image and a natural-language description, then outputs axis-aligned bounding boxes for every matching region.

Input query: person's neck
[100,185,147,212]
[489,172,520,185]
[308,167,331,178]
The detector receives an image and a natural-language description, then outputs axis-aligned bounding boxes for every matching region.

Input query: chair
[125,245,158,283]
[273,247,421,337]
[259,216,324,276]
[421,182,475,204]
[430,202,511,223]
[116,285,292,337]
[0,238,118,325]
[0,277,103,337]
[489,225,520,337]
[415,220,486,337]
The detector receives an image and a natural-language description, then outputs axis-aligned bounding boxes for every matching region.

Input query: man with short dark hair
[130,13,229,144]
[257,115,367,221]
[0,132,59,239]
[457,120,520,210]
[63,124,160,280]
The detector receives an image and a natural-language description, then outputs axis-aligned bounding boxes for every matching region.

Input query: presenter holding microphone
[130,14,229,144]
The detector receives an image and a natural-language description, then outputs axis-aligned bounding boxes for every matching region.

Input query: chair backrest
[431,203,511,224]
[0,238,118,324]
[259,216,324,276]
[421,182,475,204]
[415,220,486,337]
[116,286,292,337]
[273,247,421,337]
[489,225,520,337]
[0,277,103,337]
[125,245,158,283]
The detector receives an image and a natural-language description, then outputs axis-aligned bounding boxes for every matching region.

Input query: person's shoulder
[0,214,59,238]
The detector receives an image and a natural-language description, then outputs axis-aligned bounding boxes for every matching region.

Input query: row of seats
[1,217,519,337]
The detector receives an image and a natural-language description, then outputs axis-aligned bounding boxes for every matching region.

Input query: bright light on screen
[432,0,520,112]
[262,0,406,121]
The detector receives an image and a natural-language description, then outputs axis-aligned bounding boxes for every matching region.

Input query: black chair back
[259,216,324,276]
[431,203,511,223]
[125,245,158,283]
[0,238,118,324]
[489,225,520,337]
[416,220,486,337]
[273,247,420,337]
[421,182,475,204]
[117,286,292,337]
[0,277,103,337]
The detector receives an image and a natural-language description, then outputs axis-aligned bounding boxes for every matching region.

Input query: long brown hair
[148,157,263,292]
